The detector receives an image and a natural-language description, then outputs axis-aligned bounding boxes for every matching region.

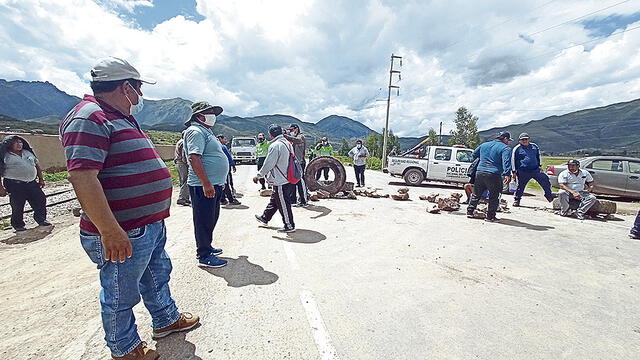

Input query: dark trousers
[514,170,553,201]
[354,165,366,186]
[4,179,46,228]
[264,183,295,228]
[467,171,502,219]
[189,185,223,259]
[257,157,266,189]
[223,172,236,202]
[632,210,640,236]
[315,168,329,180]
[290,160,308,204]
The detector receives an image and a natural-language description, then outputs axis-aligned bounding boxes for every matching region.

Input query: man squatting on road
[556,159,597,220]
[183,101,230,269]
[254,124,296,233]
[60,57,198,360]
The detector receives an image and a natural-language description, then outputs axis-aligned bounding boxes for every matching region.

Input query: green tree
[426,128,439,145]
[365,132,380,158]
[376,128,401,158]
[448,107,481,148]
[338,139,351,156]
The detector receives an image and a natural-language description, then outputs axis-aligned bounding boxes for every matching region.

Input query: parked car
[386,145,474,186]
[230,136,257,164]
[546,156,640,198]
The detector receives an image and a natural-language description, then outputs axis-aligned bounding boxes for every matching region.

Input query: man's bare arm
[68,169,131,263]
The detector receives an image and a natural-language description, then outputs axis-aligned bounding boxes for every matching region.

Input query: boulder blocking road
[0,165,639,359]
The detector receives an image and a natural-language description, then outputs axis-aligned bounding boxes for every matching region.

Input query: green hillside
[479,98,640,155]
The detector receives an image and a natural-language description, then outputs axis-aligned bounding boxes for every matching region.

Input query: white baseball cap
[90,56,156,84]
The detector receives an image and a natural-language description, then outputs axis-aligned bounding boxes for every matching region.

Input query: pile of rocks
[468,199,510,219]
[353,187,390,199]
[391,188,410,201]
[420,192,463,213]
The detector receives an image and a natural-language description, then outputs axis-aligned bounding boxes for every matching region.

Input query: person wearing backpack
[253,124,296,233]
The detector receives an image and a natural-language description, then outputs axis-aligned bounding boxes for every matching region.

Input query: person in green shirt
[255,133,269,190]
[315,137,333,180]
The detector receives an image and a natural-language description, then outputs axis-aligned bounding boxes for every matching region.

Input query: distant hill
[3,78,640,154]
[478,98,640,154]
[0,114,59,134]
[0,79,80,120]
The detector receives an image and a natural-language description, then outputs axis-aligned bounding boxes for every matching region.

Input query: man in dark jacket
[466,131,513,222]
[510,133,554,206]
[217,135,241,206]
[284,124,308,207]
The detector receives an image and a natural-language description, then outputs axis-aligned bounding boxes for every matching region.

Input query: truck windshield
[232,139,256,147]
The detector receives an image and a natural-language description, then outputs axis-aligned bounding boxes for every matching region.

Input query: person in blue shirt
[183,101,229,268]
[510,133,554,207]
[466,131,513,222]
[217,135,241,206]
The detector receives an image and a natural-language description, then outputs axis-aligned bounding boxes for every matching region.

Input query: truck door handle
[455,164,461,166]
[630,176,639,179]
[433,162,439,164]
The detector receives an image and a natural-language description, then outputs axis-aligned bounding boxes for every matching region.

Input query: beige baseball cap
[90,56,156,84]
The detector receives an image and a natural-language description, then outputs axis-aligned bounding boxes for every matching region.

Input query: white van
[231,136,257,164]
[386,145,474,186]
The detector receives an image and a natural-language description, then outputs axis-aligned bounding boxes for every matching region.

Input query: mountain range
[1,78,639,154]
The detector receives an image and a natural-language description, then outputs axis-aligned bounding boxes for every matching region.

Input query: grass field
[526,156,572,190]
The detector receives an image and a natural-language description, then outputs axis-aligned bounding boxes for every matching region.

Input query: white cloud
[0,0,639,137]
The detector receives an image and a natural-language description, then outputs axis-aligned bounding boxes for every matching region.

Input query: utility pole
[382,53,402,169]
[439,121,443,145]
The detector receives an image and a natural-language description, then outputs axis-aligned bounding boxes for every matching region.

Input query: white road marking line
[283,242,300,270]
[300,290,339,360]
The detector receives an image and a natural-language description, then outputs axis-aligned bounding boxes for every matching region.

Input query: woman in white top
[0,135,50,231]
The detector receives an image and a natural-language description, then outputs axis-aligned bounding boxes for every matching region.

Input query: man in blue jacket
[466,131,513,222]
[511,133,554,206]
[217,135,241,206]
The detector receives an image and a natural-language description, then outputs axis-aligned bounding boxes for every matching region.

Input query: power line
[471,0,633,56]
[441,0,559,51]
[523,23,640,61]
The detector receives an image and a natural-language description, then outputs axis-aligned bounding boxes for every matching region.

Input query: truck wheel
[403,169,424,186]
[304,156,346,194]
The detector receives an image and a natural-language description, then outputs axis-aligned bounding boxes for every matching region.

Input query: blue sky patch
[582,12,640,37]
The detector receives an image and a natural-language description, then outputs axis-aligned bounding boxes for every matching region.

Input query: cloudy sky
[1,0,640,136]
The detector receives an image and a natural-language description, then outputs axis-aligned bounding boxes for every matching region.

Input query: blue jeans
[80,221,180,357]
[189,185,223,259]
[514,170,553,201]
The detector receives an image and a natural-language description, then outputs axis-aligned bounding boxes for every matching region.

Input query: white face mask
[125,83,144,115]
[202,114,217,126]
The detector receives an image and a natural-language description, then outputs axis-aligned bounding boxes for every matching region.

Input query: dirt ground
[0,165,639,360]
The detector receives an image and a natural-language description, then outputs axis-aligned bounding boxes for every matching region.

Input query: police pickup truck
[386,145,474,186]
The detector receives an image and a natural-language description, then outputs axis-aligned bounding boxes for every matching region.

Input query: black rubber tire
[304,156,346,194]
[403,168,425,186]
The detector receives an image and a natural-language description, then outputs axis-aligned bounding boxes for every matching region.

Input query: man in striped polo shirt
[60,57,198,360]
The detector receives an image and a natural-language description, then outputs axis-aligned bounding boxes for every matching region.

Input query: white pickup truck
[386,145,474,186]
[231,136,257,164]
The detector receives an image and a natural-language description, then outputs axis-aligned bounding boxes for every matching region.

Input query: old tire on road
[304,156,346,195]
[403,168,425,186]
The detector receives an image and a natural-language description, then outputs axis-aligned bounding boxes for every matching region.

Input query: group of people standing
[465,131,599,222]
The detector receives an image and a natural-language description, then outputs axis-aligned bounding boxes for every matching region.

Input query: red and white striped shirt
[59,95,172,233]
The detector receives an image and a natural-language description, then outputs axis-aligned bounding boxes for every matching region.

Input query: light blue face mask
[126,82,144,115]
